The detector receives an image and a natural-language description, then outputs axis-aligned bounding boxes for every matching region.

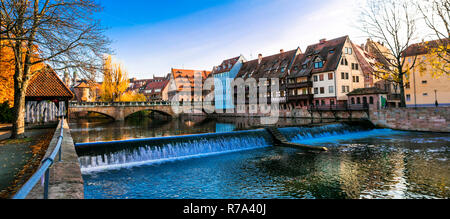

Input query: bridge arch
[123,109,173,120]
[70,109,116,121]
[69,102,177,121]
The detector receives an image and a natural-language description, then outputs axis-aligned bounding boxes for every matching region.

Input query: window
[313,75,318,82]
[314,61,324,69]
[351,98,355,104]
[346,73,349,80]
[314,88,319,94]
[330,100,335,105]
[320,87,325,94]
[423,93,428,96]
[321,100,326,106]
[315,100,320,106]
[328,73,334,80]
[369,97,374,104]
[329,86,334,94]
[422,80,428,84]
[341,72,345,79]
[302,88,308,95]
[406,94,411,102]
[345,47,353,55]
[341,58,349,66]
[352,63,359,70]
[353,76,356,83]
[357,97,361,104]
[319,74,324,81]
[405,82,411,89]
[342,86,350,93]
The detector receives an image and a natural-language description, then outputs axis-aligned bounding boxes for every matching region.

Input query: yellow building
[403,40,450,107]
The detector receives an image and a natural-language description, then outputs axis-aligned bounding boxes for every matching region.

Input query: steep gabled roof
[26,66,74,99]
[304,36,348,75]
[236,49,300,80]
[212,56,241,74]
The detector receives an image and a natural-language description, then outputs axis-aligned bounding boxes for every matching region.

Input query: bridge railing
[69,101,215,107]
[308,104,369,111]
[69,101,172,107]
[13,117,65,199]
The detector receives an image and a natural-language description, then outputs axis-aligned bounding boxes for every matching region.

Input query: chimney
[280,49,284,53]
[258,54,263,64]
[320,38,327,44]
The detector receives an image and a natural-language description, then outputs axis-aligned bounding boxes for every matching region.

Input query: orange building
[403,39,450,107]
[167,68,211,102]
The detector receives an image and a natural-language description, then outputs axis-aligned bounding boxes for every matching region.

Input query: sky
[99,0,367,79]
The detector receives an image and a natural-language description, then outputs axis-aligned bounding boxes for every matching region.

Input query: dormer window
[314,58,324,69]
[302,64,307,69]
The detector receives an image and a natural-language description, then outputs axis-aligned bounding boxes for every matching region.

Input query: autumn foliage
[0,41,15,107]
[100,55,146,102]
[0,40,45,107]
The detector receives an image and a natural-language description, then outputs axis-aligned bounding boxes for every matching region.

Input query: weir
[75,123,373,172]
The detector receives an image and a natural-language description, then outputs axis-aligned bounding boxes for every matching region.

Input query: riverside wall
[369,107,450,133]
[189,105,449,132]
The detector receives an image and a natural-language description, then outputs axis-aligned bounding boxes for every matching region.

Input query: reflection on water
[70,116,235,143]
[70,116,330,143]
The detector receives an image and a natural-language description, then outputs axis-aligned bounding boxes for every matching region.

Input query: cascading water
[76,122,380,173]
[76,130,273,172]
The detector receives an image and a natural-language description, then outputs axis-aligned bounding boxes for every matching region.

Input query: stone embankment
[369,107,449,133]
[26,119,84,199]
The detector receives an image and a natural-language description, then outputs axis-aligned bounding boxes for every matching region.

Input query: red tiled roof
[143,80,169,94]
[26,66,74,99]
[402,38,449,57]
[75,82,90,88]
[171,68,211,91]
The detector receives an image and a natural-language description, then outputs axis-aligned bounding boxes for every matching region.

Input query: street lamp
[435,90,438,107]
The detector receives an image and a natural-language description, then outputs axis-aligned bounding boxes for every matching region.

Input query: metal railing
[12,118,65,199]
[308,104,369,111]
[69,101,171,107]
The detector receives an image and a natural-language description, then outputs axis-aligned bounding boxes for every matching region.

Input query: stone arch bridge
[69,102,178,121]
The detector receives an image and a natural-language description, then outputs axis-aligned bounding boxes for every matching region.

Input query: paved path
[0,128,53,198]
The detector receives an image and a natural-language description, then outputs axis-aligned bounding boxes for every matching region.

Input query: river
[70,116,450,199]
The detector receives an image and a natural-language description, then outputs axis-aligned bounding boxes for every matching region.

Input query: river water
[70,116,450,199]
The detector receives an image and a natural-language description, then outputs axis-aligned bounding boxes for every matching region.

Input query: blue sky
[99,0,364,79]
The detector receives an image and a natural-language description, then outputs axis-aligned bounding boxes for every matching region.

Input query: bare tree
[359,0,420,107]
[416,0,449,75]
[0,0,110,139]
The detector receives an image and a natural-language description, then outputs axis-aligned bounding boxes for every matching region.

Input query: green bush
[0,102,13,123]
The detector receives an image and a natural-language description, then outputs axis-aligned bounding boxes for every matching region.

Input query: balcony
[287,81,313,89]
[287,94,314,101]
[388,94,401,101]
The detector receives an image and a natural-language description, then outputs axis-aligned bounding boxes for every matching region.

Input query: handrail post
[43,168,50,199]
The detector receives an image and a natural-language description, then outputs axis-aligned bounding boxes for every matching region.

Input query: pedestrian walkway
[0,128,53,199]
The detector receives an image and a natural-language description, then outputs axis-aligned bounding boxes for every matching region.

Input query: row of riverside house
[209,35,389,115]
